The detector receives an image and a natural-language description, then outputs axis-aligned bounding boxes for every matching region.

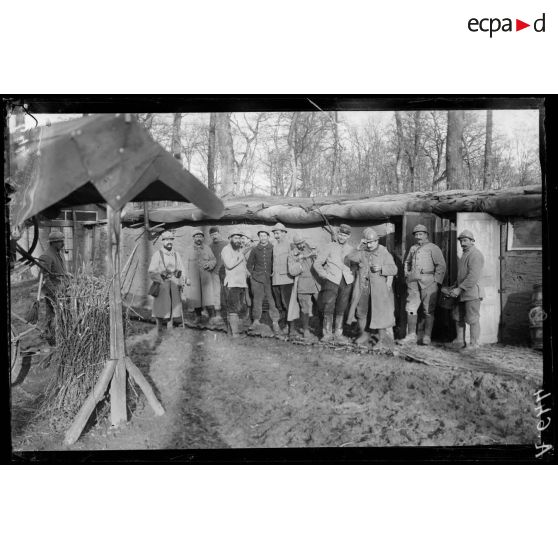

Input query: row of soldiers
[147,223,485,351]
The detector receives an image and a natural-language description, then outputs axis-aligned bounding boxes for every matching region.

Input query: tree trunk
[216,113,236,195]
[394,112,404,193]
[171,113,182,163]
[286,112,299,197]
[446,110,465,190]
[331,111,341,195]
[483,109,493,190]
[208,113,216,192]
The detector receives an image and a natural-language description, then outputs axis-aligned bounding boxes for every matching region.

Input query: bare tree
[208,113,216,192]
[446,110,465,190]
[215,113,236,195]
[394,112,405,193]
[483,110,494,190]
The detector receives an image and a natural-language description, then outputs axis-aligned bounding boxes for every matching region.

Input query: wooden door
[456,212,501,344]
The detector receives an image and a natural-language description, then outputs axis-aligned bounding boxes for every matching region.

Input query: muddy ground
[10,279,544,452]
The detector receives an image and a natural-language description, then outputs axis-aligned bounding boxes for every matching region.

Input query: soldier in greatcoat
[183,229,217,322]
[447,229,485,351]
[399,224,446,346]
[208,226,229,324]
[287,233,320,340]
[148,230,187,332]
[346,228,398,348]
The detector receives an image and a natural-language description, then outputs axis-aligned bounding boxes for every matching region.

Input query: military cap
[192,229,205,237]
[363,228,379,241]
[161,230,175,241]
[272,222,288,233]
[413,224,428,234]
[338,224,352,235]
[48,230,65,242]
[257,228,270,236]
[292,233,306,244]
[209,226,220,234]
[228,229,243,239]
[458,229,475,241]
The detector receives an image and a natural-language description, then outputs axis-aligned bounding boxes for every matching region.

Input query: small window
[507,219,542,251]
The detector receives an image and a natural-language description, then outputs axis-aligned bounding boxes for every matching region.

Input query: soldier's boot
[397,313,418,345]
[288,321,298,340]
[271,321,282,334]
[422,315,435,346]
[449,323,466,348]
[192,307,203,324]
[167,318,174,330]
[228,313,240,338]
[355,318,370,345]
[249,319,261,330]
[207,305,217,324]
[334,314,349,344]
[321,314,334,343]
[462,322,481,351]
[374,328,394,350]
[301,312,312,341]
[155,318,164,335]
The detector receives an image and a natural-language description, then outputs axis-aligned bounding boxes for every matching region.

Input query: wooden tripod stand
[64,206,164,445]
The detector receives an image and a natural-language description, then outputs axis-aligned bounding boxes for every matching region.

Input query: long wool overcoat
[183,243,217,310]
[346,244,398,329]
[148,249,186,319]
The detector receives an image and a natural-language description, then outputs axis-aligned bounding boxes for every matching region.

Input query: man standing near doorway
[271,223,294,333]
[38,230,70,345]
[246,228,282,333]
[184,230,217,323]
[346,228,398,348]
[399,224,446,346]
[209,226,228,324]
[313,224,355,343]
[448,229,485,351]
[148,230,187,333]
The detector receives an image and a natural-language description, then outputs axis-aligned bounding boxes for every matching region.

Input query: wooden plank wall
[500,221,542,345]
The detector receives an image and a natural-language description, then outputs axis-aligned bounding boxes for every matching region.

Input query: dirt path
[10,295,543,452]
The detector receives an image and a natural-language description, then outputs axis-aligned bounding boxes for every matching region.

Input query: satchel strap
[159,250,178,274]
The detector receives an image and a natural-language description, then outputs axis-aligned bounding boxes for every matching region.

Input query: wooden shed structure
[96,185,541,346]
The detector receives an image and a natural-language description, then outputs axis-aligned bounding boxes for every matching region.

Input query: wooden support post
[125,357,165,416]
[107,206,128,426]
[64,359,117,445]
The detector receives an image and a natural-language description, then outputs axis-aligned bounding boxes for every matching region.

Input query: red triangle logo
[516,19,530,31]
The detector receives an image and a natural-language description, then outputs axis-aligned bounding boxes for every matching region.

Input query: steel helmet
[161,230,175,241]
[413,224,428,234]
[458,229,475,241]
[271,223,288,233]
[48,230,65,242]
[363,228,379,241]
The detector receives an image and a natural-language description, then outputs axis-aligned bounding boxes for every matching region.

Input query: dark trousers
[225,287,247,315]
[251,279,280,320]
[320,277,352,315]
[272,283,293,314]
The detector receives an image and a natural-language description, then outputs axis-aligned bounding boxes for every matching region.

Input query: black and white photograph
[5,97,550,459]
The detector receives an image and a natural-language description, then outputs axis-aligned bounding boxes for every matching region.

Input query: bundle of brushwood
[40,266,118,428]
